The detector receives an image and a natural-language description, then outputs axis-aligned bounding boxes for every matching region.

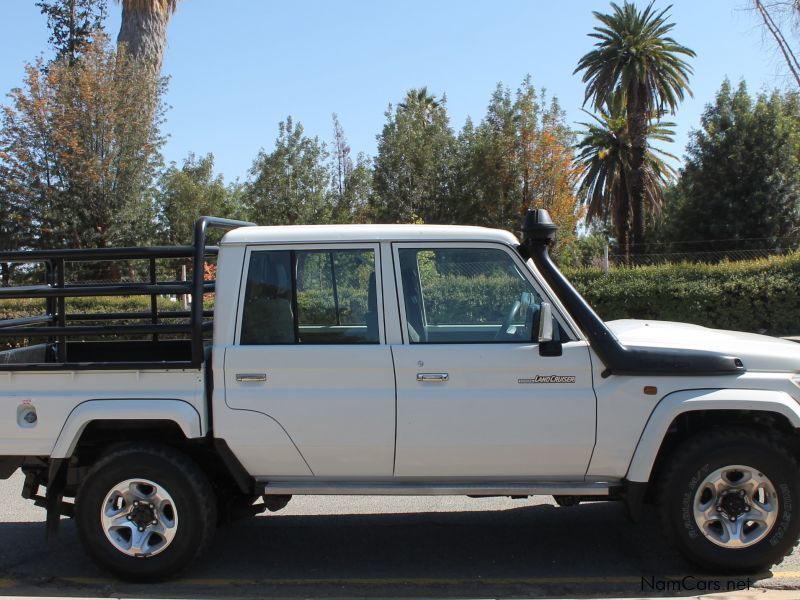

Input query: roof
[220,224,520,246]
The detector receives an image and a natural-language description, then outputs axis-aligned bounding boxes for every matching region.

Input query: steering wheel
[495,299,522,340]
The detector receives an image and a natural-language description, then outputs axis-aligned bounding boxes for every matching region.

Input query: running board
[260,481,612,496]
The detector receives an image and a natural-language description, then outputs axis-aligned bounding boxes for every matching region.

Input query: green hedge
[0,296,211,348]
[1,252,798,338]
[563,252,800,337]
[419,276,521,324]
[0,296,201,320]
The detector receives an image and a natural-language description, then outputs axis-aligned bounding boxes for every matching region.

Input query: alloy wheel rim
[100,478,178,557]
[693,464,778,549]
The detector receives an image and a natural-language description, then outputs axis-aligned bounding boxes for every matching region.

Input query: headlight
[794,375,800,390]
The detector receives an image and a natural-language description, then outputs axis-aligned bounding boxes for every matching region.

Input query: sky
[0,0,794,184]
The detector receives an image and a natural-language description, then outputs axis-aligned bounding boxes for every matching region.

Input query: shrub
[563,252,800,336]
[0,295,204,349]
[1,252,797,340]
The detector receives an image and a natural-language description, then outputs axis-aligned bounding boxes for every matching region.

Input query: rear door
[391,242,596,478]
[223,244,396,477]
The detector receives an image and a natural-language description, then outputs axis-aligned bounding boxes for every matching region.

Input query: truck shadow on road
[0,501,782,598]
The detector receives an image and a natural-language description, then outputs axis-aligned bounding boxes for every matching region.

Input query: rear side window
[240,249,379,345]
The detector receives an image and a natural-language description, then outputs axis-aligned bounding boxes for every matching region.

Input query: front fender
[626,388,800,483]
[50,399,203,459]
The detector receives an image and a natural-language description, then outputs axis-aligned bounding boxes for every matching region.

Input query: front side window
[398,247,544,343]
[240,248,379,344]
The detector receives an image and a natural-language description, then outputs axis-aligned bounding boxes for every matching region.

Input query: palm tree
[116,0,178,79]
[398,87,441,125]
[575,102,676,261]
[575,1,694,254]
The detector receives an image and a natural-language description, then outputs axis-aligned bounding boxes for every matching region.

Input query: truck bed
[0,361,207,458]
[0,340,194,366]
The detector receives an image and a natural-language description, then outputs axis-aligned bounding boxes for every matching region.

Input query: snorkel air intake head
[521,208,557,251]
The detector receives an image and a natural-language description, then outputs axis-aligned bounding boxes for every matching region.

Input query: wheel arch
[51,399,203,460]
[626,388,800,484]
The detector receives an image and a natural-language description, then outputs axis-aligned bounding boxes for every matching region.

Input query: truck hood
[606,319,800,373]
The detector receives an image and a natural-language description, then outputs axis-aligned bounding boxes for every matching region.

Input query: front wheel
[75,443,217,581]
[659,429,800,573]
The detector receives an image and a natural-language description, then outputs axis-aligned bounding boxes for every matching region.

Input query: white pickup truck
[1,211,799,581]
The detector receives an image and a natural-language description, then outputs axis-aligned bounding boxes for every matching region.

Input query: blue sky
[0,0,792,183]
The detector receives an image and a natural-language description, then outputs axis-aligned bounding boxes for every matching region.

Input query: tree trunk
[614,180,631,265]
[67,0,76,61]
[627,84,648,256]
[117,2,169,81]
[0,263,12,287]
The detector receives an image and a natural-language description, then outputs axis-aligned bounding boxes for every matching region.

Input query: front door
[223,244,396,477]
[391,243,596,479]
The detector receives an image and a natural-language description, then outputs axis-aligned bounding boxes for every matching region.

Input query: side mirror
[536,302,562,357]
[538,302,553,343]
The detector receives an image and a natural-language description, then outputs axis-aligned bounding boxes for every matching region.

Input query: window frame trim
[390,241,577,345]
[235,242,385,346]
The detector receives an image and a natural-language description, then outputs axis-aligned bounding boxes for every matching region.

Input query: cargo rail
[0,216,254,370]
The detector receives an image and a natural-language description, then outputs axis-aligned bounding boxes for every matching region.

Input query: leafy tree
[558,232,610,268]
[0,35,164,250]
[0,166,34,285]
[328,114,372,223]
[575,1,694,253]
[36,0,108,63]
[451,85,517,228]
[331,153,372,224]
[331,113,353,199]
[516,83,583,247]
[575,98,676,259]
[662,80,800,251]
[245,117,331,225]
[452,78,581,243]
[157,153,239,245]
[371,87,456,223]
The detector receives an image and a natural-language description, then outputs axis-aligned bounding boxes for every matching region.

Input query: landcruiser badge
[518,375,576,384]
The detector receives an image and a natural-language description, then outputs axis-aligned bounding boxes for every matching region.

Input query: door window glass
[240,249,378,344]
[398,247,543,343]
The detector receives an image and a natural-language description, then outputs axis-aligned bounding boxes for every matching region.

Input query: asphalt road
[2,470,800,598]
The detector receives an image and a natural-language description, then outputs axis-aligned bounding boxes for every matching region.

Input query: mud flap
[624,480,648,522]
[45,458,66,540]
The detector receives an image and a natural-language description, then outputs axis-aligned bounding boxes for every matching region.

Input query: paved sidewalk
[3,590,800,600]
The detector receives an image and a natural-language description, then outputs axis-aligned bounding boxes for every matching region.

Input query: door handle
[235,373,267,383]
[416,372,449,383]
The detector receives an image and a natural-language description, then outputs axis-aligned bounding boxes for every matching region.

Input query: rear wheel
[659,429,800,573]
[75,443,217,581]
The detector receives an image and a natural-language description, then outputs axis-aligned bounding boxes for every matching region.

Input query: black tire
[659,428,800,573]
[75,443,217,581]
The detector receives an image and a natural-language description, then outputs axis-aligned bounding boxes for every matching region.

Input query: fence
[608,247,797,267]
[576,234,800,269]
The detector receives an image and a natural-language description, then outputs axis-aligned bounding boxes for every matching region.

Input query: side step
[261,480,612,496]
